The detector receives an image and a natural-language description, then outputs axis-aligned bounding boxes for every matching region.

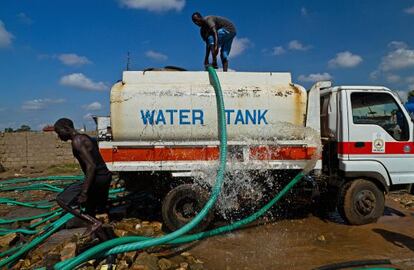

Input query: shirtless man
[54,118,112,241]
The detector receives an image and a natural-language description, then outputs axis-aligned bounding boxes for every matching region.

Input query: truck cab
[319,84,414,224]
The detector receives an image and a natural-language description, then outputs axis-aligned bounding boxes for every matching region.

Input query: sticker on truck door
[372,132,385,153]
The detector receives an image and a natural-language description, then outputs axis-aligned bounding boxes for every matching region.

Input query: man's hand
[77,191,88,205]
[212,56,218,69]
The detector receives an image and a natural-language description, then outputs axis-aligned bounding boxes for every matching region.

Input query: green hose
[0,209,61,225]
[0,213,73,268]
[0,198,54,209]
[0,175,83,186]
[0,228,40,236]
[55,66,228,270]
[0,244,23,258]
[58,171,306,269]
[0,183,64,192]
[0,210,64,236]
[28,210,63,229]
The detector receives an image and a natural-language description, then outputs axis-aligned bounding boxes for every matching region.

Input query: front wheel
[337,179,385,225]
[161,184,214,233]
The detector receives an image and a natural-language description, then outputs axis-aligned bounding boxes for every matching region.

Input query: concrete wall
[0,132,77,169]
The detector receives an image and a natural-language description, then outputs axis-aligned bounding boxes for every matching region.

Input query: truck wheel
[162,184,214,233]
[337,179,384,225]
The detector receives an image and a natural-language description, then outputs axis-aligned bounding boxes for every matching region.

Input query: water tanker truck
[95,70,414,231]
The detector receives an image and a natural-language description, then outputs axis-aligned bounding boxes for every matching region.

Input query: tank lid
[122,71,292,86]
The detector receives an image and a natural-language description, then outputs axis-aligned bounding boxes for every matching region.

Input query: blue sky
[1,0,414,130]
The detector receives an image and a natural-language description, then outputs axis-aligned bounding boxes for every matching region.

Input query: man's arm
[212,28,218,56]
[72,136,96,203]
[205,17,219,56]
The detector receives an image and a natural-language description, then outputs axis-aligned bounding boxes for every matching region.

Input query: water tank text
[139,109,268,125]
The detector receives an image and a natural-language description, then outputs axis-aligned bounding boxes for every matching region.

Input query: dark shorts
[56,173,111,215]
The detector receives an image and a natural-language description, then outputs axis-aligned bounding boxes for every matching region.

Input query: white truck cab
[319,84,414,224]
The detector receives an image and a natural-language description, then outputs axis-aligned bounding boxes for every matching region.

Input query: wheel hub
[182,202,196,217]
[176,198,198,219]
[355,190,376,215]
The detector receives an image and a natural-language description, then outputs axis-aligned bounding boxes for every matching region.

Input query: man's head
[192,12,204,26]
[54,118,75,141]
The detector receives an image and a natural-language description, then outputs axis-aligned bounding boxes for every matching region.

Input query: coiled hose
[0,213,73,268]
[0,176,125,267]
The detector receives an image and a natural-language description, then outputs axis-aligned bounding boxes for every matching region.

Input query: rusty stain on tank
[291,83,306,126]
[111,81,129,140]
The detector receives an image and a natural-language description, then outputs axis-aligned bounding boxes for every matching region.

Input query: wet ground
[190,197,414,270]
[2,167,414,269]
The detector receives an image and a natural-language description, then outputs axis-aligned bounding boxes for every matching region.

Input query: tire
[337,179,385,225]
[162,184,214,233]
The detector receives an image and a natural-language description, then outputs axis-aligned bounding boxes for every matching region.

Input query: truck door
[346,90,414,184]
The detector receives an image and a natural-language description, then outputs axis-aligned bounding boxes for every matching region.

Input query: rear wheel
[337,179,384,225]
[161,184,214,233]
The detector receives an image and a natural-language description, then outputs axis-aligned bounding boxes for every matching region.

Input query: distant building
[42,125,55,132]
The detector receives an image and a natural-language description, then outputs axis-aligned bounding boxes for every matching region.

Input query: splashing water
[192,124,322,221]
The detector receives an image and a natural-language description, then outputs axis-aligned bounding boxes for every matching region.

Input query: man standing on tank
[54,118,112,242]
[192,12,237,72]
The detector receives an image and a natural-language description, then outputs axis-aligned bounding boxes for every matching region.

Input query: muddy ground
[190,196,414,269]
[2,166,414,269]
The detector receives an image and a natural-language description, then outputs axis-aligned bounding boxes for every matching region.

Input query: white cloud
[145,50,168,61]
[301,7,308,16]
[230,37,252,58]
[387,74,401,83]
[22,98,65,111]
[37,123,48,130]
[379,44,414,71]
[60,73,107,91]
[397,91,408,102]
[0,20,14,48]
[298,73,333,83]
[369,70,379,80]
[328,51,363,68]
[404,6,414,14]
[288,40,311,51]
[388,41,408,50]
[272,46,285,56]
[83,101,102,111]
[58,53,91,66]
[407,76,414,90]
[83,113,94,121]
[118,0,185,12]
[17,13,33,25]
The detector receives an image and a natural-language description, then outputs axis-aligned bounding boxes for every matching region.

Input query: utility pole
[126,51,130,71]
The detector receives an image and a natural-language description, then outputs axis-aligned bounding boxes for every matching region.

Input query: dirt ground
[2,166,414,269]
[191,196,414,269]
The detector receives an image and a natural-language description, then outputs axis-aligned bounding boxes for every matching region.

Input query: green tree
[4,128,13,133]
[16,125,31,132]
[409,90,414,99]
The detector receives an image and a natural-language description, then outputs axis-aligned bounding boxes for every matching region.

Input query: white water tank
[110,71,307,141]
